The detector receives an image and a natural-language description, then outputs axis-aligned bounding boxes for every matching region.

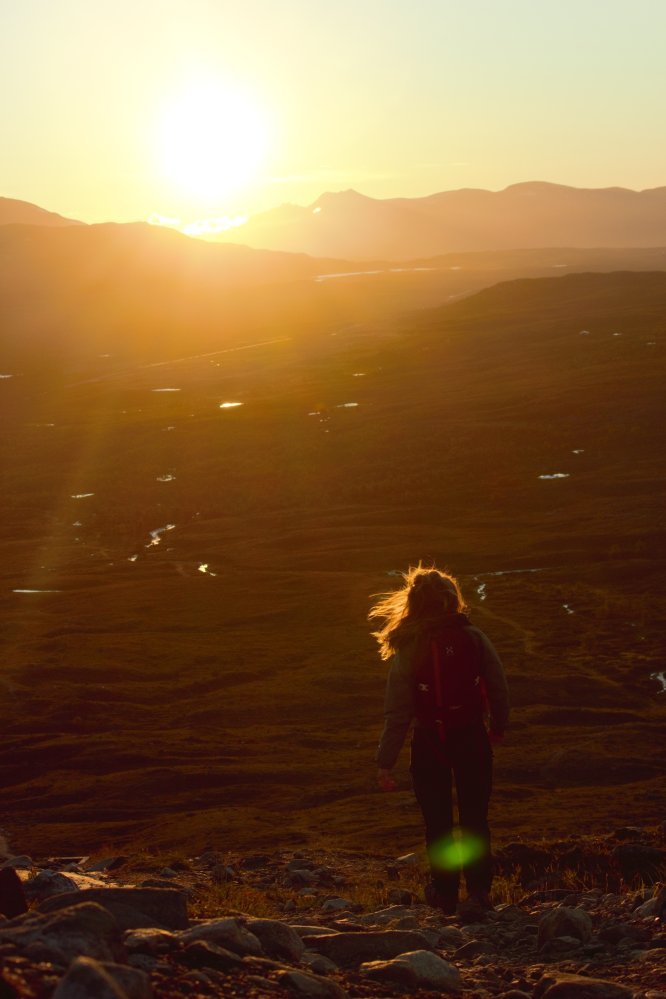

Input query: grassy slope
[0,270,664,855]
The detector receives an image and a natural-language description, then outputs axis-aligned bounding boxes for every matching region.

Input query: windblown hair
[369,563,468,660]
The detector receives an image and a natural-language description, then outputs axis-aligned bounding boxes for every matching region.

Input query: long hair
[369,563,468,660]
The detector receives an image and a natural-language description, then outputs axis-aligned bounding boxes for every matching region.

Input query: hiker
[370,565,509,914]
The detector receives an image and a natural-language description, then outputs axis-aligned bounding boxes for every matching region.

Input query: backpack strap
[430,639,447,743]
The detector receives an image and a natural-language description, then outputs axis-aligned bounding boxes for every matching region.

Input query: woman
[370,565,509,915]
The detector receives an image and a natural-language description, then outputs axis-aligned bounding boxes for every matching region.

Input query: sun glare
[157,78,269,201]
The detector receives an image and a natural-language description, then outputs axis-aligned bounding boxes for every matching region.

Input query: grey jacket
[376,620,510,770]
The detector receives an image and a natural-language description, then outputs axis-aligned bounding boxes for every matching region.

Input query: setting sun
[156,77,270,201]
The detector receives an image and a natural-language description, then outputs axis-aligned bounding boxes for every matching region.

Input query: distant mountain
[0,197,84,227]
[214,182,666,259]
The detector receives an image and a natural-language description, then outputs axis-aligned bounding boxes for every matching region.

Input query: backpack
[413,622,486,739]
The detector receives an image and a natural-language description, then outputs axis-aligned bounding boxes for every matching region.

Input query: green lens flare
[428,832,485,870]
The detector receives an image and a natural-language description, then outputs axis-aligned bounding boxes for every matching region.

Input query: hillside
[215,182,666,259]
[0,270,664,857]
[0,196,84,227]
[1,218,665,373]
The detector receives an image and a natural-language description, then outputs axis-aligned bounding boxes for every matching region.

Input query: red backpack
[413,623,487,739]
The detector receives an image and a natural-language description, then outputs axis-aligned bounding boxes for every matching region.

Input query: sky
[2,0,665,225]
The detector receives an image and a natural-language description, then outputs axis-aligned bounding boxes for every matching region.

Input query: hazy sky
[2,0,665,224]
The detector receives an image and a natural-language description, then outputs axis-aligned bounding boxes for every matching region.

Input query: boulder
[320,898,351,912]
[360,950,462,993]
[39,887,188,930]
[24,870,80,901]
[81,857,129,874]
[246,918,304,962]
[52,956,152,999]
[0,902,125,964]
[123,928,179,955]
[535,972,633,998]
[275,969,347,998]
[301,929,434,967]
[537,906,593,950]
[177,940,244,970]
[178,917,262,956]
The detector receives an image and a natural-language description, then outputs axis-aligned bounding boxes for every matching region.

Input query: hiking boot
[424,881,458,915]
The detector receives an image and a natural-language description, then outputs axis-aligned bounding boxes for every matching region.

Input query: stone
[276,969,347,998]
[290,869,318,886]
[320,898,351,913]
[52,957,152,999]
[39,887,189,930]
[0,902,125,964]
[454,938,495,959]
[179,917,262,956]
[178,940,244,970]
[123,928,179,955]
[24,870,80,901]
[0,856,33,870]
[537,906,593,950]
[246,918,305,962]
[52,957,126,999]
[300,950,339,974]
[290,925,341,938]
[301,929,434,967]
[387,888,414,905]
[395,852,420,866]
[534,972,633,998]
[0,868,28,918]
[81,857,129,874]
[633,886,666,919]
[360,950,462,992]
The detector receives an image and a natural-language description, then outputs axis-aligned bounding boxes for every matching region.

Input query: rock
[0,867,28,918]
[534,972,633,998]
[178,940,244,970]
[301,929,434,967]
[246,918,305,962]
[633,886,666,919]
[496,904,525,922]
[39,887,189,930]
[179,917,262,956]
[0,856,33,870]
[52,957,126,999]
[52,957,152,999]
[158,868,178,879]
[395,853,420,866]
[320,898,351,913]
[24,870,80,901]
[300,950,339,974]
[537,906,593,950]
[289,925,341,938]
[0,902,125,964]
[360,949,462,992]
[81,857,129,874]
[436,926,465,949]
[387,889,414,905]
[276,969,347,998]
[123,928,179,955]
[290,869,318,887]
[612,843,666,885]
[240,854,270,870]
[454,938,495,959]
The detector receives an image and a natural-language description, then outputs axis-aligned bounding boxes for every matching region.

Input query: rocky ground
[0,828,665,999]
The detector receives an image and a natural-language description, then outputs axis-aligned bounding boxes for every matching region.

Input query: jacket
[376,614,510,770]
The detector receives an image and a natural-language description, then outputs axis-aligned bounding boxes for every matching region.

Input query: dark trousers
[410,722,493,900]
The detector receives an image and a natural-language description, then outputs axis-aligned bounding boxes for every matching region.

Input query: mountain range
[212,182,666,259]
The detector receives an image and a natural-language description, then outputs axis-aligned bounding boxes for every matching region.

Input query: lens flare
[428,831,485,870]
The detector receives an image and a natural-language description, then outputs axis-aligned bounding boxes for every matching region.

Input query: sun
[156,77,270,202]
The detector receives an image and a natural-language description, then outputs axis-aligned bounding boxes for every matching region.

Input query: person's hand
[489,731,504,746]
[377,768,397,791]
